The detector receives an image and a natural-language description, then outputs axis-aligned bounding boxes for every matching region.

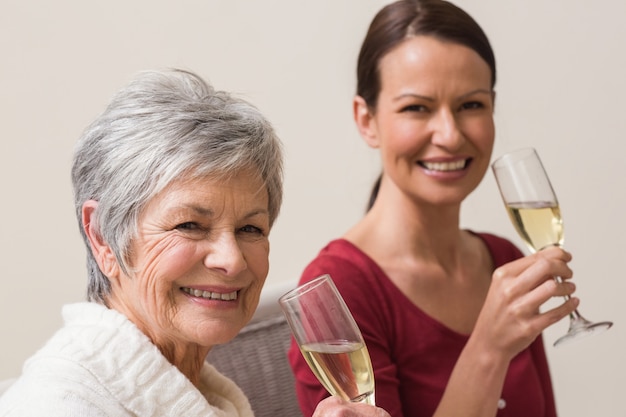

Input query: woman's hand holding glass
[472,246,576,358]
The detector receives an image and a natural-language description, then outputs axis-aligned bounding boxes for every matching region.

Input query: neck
[157,342,209,386]
[346,187,468,267]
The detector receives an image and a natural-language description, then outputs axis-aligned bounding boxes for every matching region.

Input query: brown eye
[401,104,429,113]
[461,101,484,110]
[239,224,265,235]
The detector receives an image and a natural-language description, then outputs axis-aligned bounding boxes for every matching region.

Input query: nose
[203,233,247,277]
[430,108,464,151]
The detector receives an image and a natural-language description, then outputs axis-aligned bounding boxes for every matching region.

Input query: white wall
[0,1,623,415]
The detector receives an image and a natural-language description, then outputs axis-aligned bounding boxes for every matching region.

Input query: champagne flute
[279,274,376,405]
[492,147,613,347]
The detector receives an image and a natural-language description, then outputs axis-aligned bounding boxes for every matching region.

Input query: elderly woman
[0,69,389,417]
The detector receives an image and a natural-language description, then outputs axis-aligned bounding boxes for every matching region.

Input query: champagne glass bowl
[279,274,376,404]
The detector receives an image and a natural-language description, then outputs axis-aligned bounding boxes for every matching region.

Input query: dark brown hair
[357,0,496,110]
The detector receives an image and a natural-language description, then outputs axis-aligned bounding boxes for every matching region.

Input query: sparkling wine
[506,201,564,252]
[300,340,375,404]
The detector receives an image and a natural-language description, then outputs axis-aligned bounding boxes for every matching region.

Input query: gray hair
[71,68,284,303]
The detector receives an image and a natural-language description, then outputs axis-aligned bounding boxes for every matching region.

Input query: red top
[288,233,557,417]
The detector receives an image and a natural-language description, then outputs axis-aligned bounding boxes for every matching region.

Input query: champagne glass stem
[552,273,613,346]
[551,274,577,321]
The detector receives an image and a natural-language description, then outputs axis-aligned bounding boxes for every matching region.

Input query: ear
[82,200,120,280]
[353,95,380,149]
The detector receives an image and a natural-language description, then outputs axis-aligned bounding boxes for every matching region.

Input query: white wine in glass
[279,274,375,404]
[506,202,563,252]
[492,147,612,347]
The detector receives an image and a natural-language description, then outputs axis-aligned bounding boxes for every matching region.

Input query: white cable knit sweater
[0,302,254,417]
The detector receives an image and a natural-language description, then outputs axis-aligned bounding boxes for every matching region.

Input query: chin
[202,319,248,346]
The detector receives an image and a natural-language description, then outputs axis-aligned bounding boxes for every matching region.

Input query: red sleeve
[529,334,558,416]
[287,242,405,417]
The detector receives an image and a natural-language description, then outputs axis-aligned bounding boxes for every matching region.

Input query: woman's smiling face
[359,35,495,207]
[106,169,270,353]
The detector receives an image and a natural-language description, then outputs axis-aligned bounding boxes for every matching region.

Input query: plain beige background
[0,0,623,415]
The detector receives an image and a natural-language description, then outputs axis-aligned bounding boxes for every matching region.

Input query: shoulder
[1,304,136,415]
[301,239,385,290]
[473,231,525,267]
[199,364,254,417]
[300,239,398,328]
[0,359,126,416]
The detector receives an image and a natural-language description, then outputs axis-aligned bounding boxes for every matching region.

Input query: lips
[181,287,238,301]
[418,159,469,172]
